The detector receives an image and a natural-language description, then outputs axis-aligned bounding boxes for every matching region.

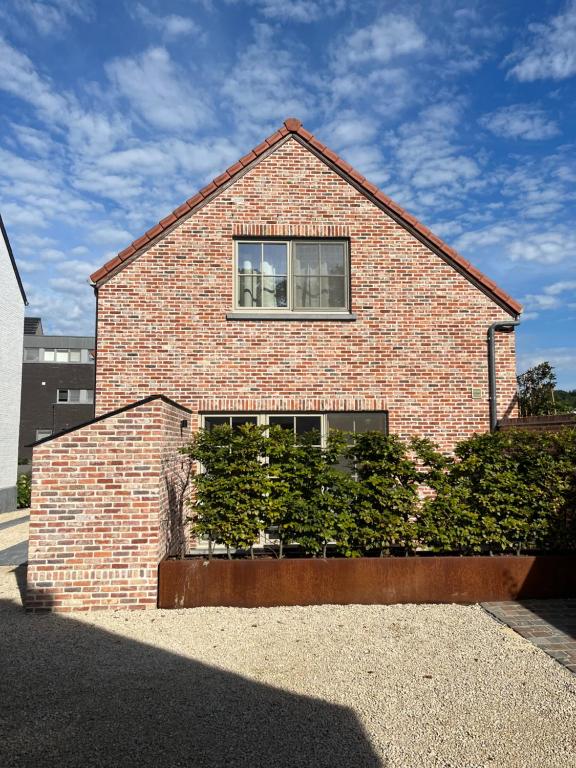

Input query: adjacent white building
[0,215,27,512]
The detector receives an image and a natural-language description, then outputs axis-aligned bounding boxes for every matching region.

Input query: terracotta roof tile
[145,224,164,240]
[89,117,522,315]
[159,213,177,228]
[173,202,191,217]
[253,141,270,156]
[239,151,257,167]
[199,181,217,197]
[186,193,204,208]
[284,118,302,131]
[213,172,230,187]
[226,161,244,176]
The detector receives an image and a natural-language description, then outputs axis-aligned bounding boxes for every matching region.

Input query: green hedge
[17,474,31,509]
[181,426,576,558]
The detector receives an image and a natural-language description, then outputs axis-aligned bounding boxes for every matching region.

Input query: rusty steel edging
[158,555,576,609]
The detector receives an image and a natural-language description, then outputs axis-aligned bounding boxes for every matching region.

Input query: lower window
[201,411,387,444]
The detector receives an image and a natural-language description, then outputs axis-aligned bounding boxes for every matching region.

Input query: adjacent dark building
[19,318,95,462]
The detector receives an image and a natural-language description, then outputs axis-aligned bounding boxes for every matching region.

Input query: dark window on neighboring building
[57,389,94,404]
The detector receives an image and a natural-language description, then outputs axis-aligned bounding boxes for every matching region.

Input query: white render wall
[0,230,24,511]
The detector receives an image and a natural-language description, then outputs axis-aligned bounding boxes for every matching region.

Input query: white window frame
[233,239,350,313]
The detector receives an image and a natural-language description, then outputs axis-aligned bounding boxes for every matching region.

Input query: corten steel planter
[158,555,576,609]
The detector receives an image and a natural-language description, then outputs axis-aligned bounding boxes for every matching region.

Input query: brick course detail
[26,396,191,612]
[94,135,518,451]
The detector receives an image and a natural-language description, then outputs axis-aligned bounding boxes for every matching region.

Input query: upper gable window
[235,240,349,312]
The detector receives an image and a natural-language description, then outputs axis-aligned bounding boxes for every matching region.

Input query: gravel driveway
[1,566,575,768]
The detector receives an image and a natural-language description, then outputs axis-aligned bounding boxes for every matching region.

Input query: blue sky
[1,0,575,387]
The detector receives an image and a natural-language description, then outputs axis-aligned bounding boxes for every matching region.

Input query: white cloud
[237,0,345,23]
[106,47,213,132]
[521,281,576,319]
[480,104,560,140]
[25,284,94,335]
[386,102,482,209]
[132,3,200,40]
[4,0,93,37]
[0,35,69,121]
[506,0,576,81]
[342,14,426,66]
[221,23,313,129]
[508,232,576,264]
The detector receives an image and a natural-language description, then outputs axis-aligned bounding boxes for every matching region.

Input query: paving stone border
[482,599,576,674]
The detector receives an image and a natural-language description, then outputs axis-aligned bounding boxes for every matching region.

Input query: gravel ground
[1,566,575,768]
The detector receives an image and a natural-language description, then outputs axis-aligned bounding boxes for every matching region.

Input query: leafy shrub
[347,433,419,555]
[266,427,356,557]
[416,430,574,554]
[181,424,272,558]
[17,474,31,509]
[181,422,576,558]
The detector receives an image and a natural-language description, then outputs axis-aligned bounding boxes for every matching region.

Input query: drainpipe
[487,320,520,432]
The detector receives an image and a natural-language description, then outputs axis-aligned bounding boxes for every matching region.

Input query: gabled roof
[90,118,521,317]
[0,214,28,305]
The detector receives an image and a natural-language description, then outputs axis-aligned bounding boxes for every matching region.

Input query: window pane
[295,416,321,436]
[238,242,261,274]
[269,415,295,431]
[231,416,258,429]
[263,243,287,275]
[69,390,80,403]
[327,413,355,432]
[69,349,81,362]
[57,390,68,402]
[24,348,39,362]
[262,276,287,308]
[36,429,52,441]
[294,276,320,308]
[354,413,388,433]
[321,243,345,275]
[43,349,55,362]
[204,416,230,429]
[328,412,388,434]
[294,243,320,275]
[321,276,346,308]
[56,349,68,362]
[84,390,94,404]
[238,274,261,307]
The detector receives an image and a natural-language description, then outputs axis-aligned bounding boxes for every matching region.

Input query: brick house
[91,117,520,450]
[27,118,521,611]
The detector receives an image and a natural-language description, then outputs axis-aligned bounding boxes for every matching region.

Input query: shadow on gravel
[0,593,383,768]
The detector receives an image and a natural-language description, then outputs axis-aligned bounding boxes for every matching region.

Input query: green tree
[348,432,419,555]
[517,362,556,416]
[452,430,560,554]
[412,438,483,554]
[554,389,576,414]
[267,427,356,558]
[181,423,271,558]
[17,474,31,509]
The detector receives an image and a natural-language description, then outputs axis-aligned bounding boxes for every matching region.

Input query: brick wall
[94,136,517,452]
[26,396,191,612]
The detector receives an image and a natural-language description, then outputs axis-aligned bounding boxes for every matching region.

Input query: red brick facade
[94,133,518,450]
[27,121,520,612]
[27,397,191,612]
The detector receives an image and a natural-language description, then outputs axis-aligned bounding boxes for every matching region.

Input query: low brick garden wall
[158,555,576,609]
[27,395,191,612]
